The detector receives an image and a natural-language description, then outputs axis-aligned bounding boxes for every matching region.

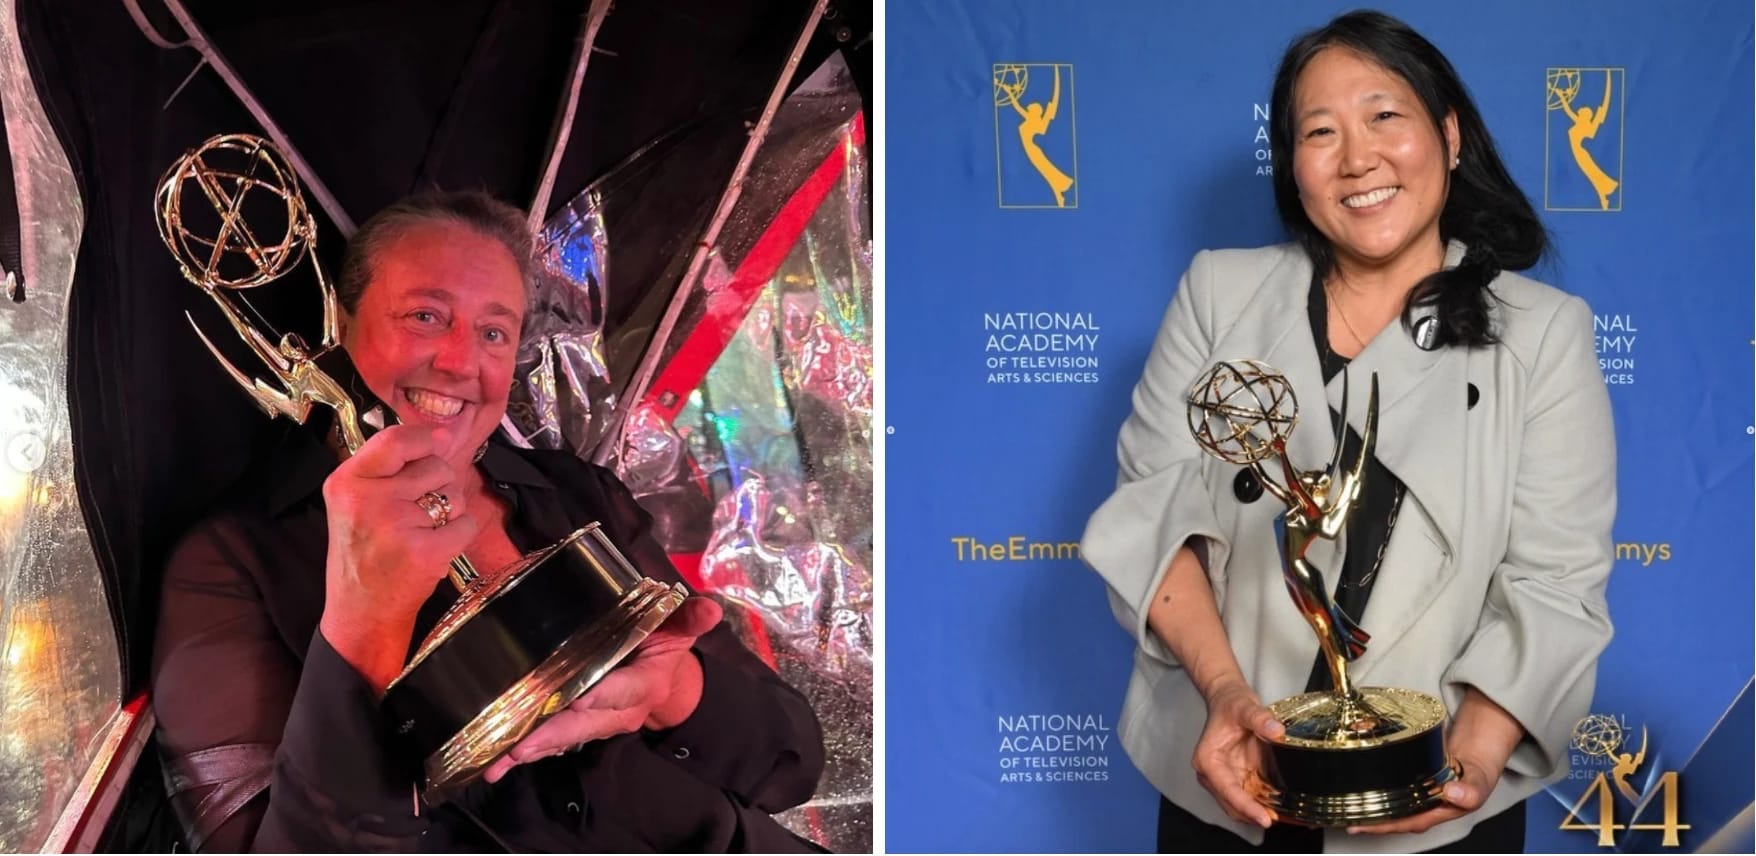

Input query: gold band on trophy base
[1186,360,1460,826]
[388,524,687,798]
[1263,688,1460,826]
[422,576,686,800]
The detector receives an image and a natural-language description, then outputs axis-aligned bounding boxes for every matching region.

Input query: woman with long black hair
[1084,11,1615,853]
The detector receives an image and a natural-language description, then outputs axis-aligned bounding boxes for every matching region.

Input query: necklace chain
[1326,282,1372,350]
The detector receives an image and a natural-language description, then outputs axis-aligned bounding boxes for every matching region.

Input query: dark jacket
[152,426,826,852]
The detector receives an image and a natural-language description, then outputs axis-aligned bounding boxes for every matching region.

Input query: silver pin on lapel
[1413,316,1441,351]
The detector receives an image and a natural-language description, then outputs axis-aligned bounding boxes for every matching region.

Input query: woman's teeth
[1343,186,1399,208]
[406,388,464,418]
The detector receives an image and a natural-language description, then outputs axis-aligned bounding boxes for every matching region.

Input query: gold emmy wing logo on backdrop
[1560,714,1689,846]
[1545,67,1625,212]
[993,63,1078,209]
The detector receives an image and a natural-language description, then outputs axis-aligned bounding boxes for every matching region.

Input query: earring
[473,440,489,463]
[1452,156,1461,169]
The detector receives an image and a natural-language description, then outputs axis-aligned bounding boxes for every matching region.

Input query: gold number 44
[1560,771,1691,847]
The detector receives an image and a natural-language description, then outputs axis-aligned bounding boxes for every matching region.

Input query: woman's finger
[1194,767,1251,826]
[654,596,723,638]
[388,456,457,500]
[572,667,655,712]
[482,755,516,784]
[509,706,645,762]
[338,424,449,480]
[393,485,468,532]
[1249,708,1286,742]
[1217,776,1274,829]
[1440,780,1482,811]
[1198,754,1273,828]
[1439,758,1489,810]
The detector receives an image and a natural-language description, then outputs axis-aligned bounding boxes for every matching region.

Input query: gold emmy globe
[1545,68,1583,112]
[154,134,686,801]
[1186,360,1459,826]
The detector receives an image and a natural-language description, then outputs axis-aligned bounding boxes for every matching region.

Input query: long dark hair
[1268,10,1546,347]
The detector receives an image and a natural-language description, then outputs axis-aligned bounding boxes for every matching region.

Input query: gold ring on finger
[415,491,451,528]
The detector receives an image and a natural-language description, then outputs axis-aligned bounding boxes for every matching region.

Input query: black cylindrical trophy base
[1263,687,1460,826]
[380,524,687,802]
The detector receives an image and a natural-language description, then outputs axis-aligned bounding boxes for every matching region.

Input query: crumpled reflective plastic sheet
[506,55,871,851]
[627,105,871,853]
[685,169,874,678]
[0,0,121,850]
[680,150,871,849]
[501,189,616,459]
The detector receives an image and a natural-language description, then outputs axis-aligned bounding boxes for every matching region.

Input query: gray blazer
[1082,242,1616,852]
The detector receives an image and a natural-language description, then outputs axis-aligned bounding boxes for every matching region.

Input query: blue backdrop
[885,1,1753,852]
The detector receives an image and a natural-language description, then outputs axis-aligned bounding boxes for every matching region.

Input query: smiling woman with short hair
[151,191,827,853]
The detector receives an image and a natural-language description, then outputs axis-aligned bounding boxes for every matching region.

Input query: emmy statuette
[1185,359,1459,826]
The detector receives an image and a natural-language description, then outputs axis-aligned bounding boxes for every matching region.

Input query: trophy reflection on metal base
[1185,360,1459,826]
[154,134,686,801]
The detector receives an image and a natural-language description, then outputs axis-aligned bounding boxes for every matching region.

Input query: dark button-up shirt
[151,425,826,852]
